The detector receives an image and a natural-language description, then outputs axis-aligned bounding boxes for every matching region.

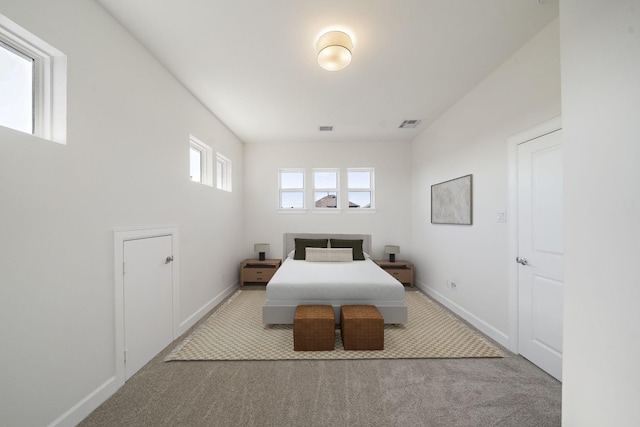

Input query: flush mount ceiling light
[316,30,353,71]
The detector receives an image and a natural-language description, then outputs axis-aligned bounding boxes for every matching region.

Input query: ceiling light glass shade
[316,31,353,71]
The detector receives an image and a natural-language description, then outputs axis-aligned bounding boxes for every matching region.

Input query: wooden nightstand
[374,260,414,287]
[240,258,282,287]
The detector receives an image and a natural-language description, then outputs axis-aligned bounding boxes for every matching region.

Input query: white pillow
[305,247,353,262]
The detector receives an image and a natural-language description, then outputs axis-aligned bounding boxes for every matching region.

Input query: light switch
[496,212,506,223]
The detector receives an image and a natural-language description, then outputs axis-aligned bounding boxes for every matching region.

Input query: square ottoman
[294,305,335,351]
[340,305,384,350]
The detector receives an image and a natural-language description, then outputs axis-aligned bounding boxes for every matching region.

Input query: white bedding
[266,257,405,302]
[261,232,408,324]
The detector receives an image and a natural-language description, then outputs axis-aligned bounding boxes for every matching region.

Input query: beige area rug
[165,290,505,361]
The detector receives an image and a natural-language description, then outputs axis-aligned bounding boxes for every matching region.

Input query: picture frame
[431,174,472,225]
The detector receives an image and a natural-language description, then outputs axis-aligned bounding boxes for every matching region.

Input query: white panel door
[517,130,563,381]
[123,235,174,380]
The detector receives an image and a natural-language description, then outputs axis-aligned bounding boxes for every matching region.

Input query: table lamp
[254,243,270,261]
[384,245,400,262]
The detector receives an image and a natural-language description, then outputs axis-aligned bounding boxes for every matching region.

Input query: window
[0,13,66,143]
[0,41,33,134]
[347,168,374,208]
[313,169,339,209]
[216,152,232,192]
[189,146,202,183]
[189,136,212,186]
[279,169,305,209]
[278,168,374,211]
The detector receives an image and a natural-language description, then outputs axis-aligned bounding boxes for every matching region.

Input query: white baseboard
[50,283,239,426]
[416,281,511,350]
[178,282,238,336]
[47,376,118,427]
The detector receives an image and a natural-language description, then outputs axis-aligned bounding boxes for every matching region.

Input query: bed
[262,233,408,325]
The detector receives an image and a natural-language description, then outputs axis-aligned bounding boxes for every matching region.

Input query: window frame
[189,135,213,186]
[0,13,67,143]
[216,152,232,192]
[347,168,375,209]
[279,168,306,210]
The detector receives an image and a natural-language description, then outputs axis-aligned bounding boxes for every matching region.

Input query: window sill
[190,180,213,187]
[344,209,377,214]
[276,208,376,215]
[277,209,308,214]
[311,209,342,214]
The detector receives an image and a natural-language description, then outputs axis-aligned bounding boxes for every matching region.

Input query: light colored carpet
[166,290,504,361]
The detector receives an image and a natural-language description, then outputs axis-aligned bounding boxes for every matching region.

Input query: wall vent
[399,120,422,129]
[319,126,333,131]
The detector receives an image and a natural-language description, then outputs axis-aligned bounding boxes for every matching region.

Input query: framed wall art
[431,174,472,225]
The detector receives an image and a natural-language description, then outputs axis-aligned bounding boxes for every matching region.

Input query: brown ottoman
[340,305,384,350]
[294,305,335,351]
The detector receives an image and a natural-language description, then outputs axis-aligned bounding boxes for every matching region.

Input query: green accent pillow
[294,238,329,260]
[329,239,365,260]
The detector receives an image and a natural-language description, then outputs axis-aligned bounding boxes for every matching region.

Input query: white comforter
[266,257,405,302]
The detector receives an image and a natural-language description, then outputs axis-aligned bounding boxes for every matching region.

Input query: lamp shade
[384,245,400,255]
[316,31,353,71]
[254,243,270,253]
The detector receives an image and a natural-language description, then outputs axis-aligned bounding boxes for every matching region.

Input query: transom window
[279,169,305,209]
[0,13,67,143]
[216,152,232,192]
[189,136,213,186]
[313,169,339,209]
[189,146,202,182]
[0,41,33,134]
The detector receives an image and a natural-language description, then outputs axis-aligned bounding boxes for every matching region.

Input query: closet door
[123,235,174,380]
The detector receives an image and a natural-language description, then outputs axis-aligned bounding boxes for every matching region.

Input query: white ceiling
[95,0,558,145]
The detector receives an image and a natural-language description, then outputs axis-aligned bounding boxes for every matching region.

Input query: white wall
[410,19,561,346]
[243,141,412,261]
[561,1,640,425]
[0,1,244,425]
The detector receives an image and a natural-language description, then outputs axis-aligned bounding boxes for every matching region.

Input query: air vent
[399,120,422,129]
[319,126,333,131]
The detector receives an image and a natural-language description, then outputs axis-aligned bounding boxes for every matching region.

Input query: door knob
[516,257,528,265]
[165,256,174,264]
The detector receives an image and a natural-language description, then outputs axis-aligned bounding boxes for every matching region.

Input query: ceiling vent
[319,126,333,131]
[399,120,422,129]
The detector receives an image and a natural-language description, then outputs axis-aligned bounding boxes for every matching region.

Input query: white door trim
[507,117,561,353]
[113,226,180,387]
